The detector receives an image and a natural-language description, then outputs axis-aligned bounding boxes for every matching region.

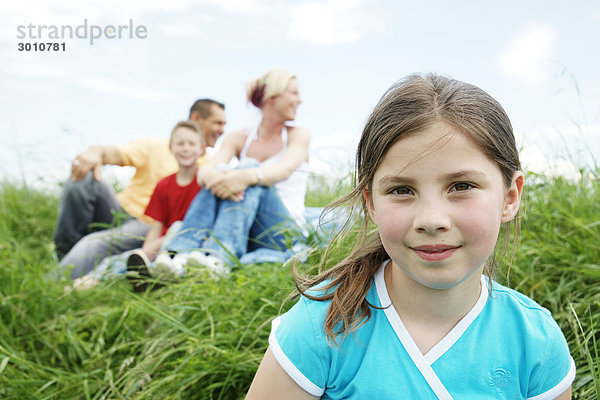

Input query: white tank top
[240,126,308,226]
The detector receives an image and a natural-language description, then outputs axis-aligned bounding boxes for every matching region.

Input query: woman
[151,68,310,274]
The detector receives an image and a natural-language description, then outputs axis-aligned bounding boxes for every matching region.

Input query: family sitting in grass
[55,68,311,290]
[53,69,577,398]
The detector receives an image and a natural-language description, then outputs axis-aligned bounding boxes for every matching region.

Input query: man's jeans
[54,173,149,279]
[168,183,298,263]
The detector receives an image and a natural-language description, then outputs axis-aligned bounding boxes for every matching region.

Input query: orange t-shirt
[117,137,208,224]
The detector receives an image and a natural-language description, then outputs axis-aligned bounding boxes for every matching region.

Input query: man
[54,99,226,280]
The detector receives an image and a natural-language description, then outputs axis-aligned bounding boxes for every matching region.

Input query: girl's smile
[367,121,522,291]
[409,244,461,262]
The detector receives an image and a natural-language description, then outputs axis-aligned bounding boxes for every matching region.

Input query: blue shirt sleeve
[269,295,332,397]
[527,315,576,399]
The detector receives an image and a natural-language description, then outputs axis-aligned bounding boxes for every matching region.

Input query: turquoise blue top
[270,260,575,399]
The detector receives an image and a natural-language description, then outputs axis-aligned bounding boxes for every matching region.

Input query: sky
[1,0,599,187]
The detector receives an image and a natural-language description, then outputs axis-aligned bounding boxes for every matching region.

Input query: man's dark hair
[189,99,225,119]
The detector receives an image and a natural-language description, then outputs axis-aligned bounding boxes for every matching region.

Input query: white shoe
[66,275,100,292]
[187,251,229,278]
[154,253,186,279]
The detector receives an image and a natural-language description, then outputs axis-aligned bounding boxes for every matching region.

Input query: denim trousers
[54,173,149,279]
[167,183,298,262]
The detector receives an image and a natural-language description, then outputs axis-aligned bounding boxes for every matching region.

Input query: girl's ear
[502,171,524,223]
[364,188,376,222]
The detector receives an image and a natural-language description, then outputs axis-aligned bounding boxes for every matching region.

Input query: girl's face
[366,122,523,291]
[170,127,204,168]
[269,78,302,121]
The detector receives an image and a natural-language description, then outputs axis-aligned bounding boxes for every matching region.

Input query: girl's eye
[451,182,474,192]
[392,186,413,195]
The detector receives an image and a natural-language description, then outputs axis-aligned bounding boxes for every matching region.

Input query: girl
[246,73,575,399]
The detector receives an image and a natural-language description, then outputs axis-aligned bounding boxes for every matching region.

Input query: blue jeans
[168,184,298,263]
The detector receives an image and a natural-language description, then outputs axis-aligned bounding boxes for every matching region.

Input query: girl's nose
[412,198,451,234]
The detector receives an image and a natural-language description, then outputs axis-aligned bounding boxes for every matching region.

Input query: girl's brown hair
[295,73,522,345]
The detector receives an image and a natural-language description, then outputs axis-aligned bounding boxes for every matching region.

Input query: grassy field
[0,171,599,399]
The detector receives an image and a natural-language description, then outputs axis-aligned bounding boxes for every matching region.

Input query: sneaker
[154,252,186,280]
[64,274,100,293]
[187,251,229,278]
[126,249,159,292]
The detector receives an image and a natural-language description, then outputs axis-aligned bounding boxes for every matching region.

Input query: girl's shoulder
[485,279,569,358]
[269,278,379,395]
[484,280,576,398]
[488,280,554,320]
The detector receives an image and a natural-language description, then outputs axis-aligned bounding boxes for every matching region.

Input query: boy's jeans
[168,162,299,262]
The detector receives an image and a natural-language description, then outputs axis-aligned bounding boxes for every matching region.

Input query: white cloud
[1,49,174,102]
[288,0,376,45]
[199,0,267,14]
[499,22,558,85]
[520,144,581,180]
[76,76,175,102]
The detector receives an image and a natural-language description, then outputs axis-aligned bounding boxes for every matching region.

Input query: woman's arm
[203,127,310,200]
[197,130,246,186]
[245,347,320,400]
[252,126,310,186]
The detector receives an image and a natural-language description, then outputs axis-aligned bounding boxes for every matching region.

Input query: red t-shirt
[144,173,201,235]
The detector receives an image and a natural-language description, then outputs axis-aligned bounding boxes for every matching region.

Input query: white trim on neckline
[424,275,488,364]
[374,260,488,400]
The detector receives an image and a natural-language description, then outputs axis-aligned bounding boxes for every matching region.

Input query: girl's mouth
[409,245,460,262]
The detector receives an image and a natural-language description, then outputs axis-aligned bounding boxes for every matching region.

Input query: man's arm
[71,145,124,181]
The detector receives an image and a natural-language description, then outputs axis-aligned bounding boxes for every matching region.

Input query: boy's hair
[188,99,225,119]
[295,73,522,346]
[246,68,296,108]
[170,120,205,148]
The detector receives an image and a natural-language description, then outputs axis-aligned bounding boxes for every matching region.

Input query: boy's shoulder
[154,173,178,190]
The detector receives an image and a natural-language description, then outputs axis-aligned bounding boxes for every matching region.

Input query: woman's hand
[204,169,252,202]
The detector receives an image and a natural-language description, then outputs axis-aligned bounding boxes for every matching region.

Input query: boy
[126,120,206,290]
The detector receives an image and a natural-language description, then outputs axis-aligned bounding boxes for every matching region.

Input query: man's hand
[71,147,103,181]
[70,145,124,181]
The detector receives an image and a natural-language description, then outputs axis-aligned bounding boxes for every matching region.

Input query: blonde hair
[169,120,205,147]
[295,73,522,346]
[246,68,296,108]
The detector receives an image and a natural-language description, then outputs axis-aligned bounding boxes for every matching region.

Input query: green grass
[0,171,599,399]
